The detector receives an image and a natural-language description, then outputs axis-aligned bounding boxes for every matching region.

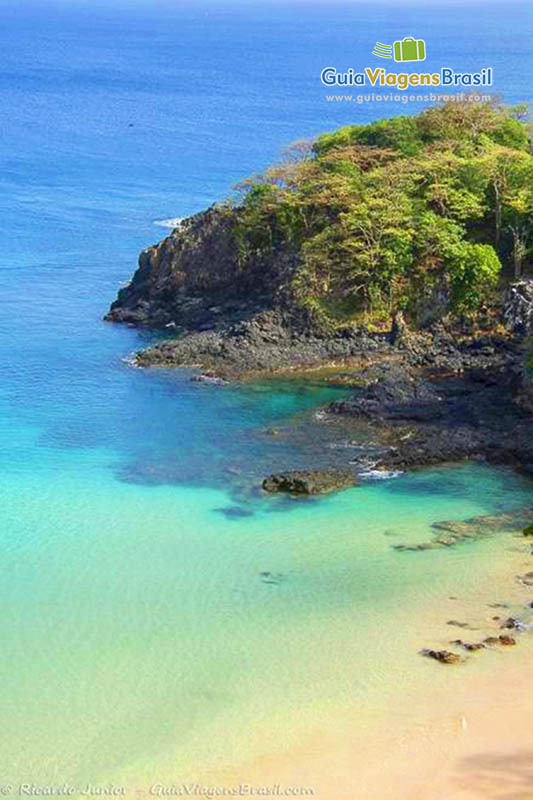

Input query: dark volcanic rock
[328,347,533,474]
[262,468,357,495]
[503,280,533,335]
[105,206,292,330]
[330,365,445,423]
[133,311,388,377]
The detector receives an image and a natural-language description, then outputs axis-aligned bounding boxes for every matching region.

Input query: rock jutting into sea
[262,468,357,495]
[106,102,533,482]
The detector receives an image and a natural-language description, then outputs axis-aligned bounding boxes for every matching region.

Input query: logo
[372,42,392,59]
[373,37,426,63]
[321,36,493,91]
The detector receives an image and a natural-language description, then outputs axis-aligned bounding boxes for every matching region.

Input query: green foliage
[447,242,501,312]
[232,99,532,323]
[315,116,423,158]
[523,523,533,537]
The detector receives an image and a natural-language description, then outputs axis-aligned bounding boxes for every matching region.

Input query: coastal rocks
[503,280,533,335]
[393,507,533,553]
[433,509,533,538]
[327,339,533,475]
[262,468,357,495]
[105,205,395,376]
[497,634,517,646]
[421,649,462,665]
[523,524,533,537]
[330,365,445,423]
[133,312,388,377]
[423,615,525,666]
[515,339,533,414]
[500,617,526,631]
[484,634,517,646]
[105,205,291,330]
[450,640,485,651]
[106,209,533,481]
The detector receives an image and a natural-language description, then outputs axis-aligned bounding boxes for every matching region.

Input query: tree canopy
[231,99,532,326]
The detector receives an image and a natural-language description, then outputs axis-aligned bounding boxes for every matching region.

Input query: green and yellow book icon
[393,37,426,62]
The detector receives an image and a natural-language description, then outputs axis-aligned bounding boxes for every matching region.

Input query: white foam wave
[121,354,140,369]
[153,217,183,229]
[359,469,403,480]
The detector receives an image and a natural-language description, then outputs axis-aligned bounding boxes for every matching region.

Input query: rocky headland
[106,101,533,483]
[106,208,533,479]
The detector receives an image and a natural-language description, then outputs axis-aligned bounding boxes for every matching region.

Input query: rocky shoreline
[134,318,533,482]
[106,230,533,672]
[106,210,533,482]
[326,345,533,478]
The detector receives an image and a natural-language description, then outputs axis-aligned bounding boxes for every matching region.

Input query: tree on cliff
[233,98,531,326]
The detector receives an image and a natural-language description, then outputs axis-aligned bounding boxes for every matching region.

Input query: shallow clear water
[0,0,532,789]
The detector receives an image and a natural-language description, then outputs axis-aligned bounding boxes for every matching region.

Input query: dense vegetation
[231,99,533,326]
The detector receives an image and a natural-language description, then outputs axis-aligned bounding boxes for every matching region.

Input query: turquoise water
[2,456,532,784]
[1,0,533,789]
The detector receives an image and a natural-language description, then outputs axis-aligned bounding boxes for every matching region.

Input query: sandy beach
[202,532,533,800]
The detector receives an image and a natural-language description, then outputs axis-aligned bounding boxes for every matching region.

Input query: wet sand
[207,533,533,800]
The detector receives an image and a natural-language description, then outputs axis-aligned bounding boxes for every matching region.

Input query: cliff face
[105,206,299,330]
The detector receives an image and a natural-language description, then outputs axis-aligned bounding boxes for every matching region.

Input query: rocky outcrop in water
[134,310,388,376]
[105,206,300,330]
[262,468,357,495]
[328,352,533,475]
[393,508,533,553]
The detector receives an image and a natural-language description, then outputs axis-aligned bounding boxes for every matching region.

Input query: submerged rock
[446,620,478,630]
[262,468,357,495]
[191,374,229,386]
[214,505,254,519]
[259,571,285,585]
[393,542,440,552]
[396,508,533,553]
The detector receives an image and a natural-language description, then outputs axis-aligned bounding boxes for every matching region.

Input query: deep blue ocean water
[0,0,532,788]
